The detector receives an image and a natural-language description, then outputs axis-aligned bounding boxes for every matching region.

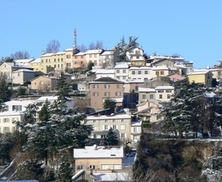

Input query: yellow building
[187,71,213,87]
[29,58,54,74]
[40,52,66,72]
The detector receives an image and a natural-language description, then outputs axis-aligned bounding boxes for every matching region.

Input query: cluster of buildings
[2,36,222,181]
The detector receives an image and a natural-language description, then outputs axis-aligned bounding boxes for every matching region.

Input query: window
[89,55,92,58]
[150,94,154,99]
[132,71,135,75]
[121,133,125,138]
[113,165,121,169]
[144,78,148,82]
[160,71,164,75]
[135,86,138,91]
[77,165,83,170]
[116,76,120,79]
[89,165,95,169]
[104,92,110,97]
[123,69,126,73]
[116,84,120,88]
[113,125,117,130]
[104,84,110,89]
[93,92,99,96]
[156,71,159,76]
[101,165,108,170]
[121,125,125,130]
[145,71,149,74]
[12,105,22,111]
[142,94,146,99]
[94,54,97,58]
[159,94,163,99]
[138,71,141,74]
[115,92,121,96]
[166,90,172,93]
[123,76,126,80]
[3,127,10,133]
[158,90,164,93]
[54,59,56,62]
[133,127,137,132]
[167,94,171,99]
[116,70,120,73]
[12,118,18,122]
[93,84,99,89]
[61,58,63,62]
[104,125,108,130]
[66,55,71,59]
[3,118,10,123]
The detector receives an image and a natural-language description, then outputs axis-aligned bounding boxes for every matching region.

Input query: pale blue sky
[1,1,222,68]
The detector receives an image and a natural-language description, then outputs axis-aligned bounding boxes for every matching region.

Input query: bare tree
[88,42,95,50]
[46,40,60,53]
[95,40,103,49]
[78,44,87,52]
[10,51,30,60]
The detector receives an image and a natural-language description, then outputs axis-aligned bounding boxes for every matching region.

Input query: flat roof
[138,87,156,92]
[87,113,131,120]
[74,146,124,158]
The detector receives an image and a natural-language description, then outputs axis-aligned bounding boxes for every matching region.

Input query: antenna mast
[74,29,77,48]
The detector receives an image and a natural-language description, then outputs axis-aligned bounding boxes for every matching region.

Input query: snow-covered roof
[75,52,85,56]
[128,79,144,83]
[36,96,58,102]
[65,47,73,51]
[13,69,35,72]
[93,172,130,181]
[103,97,123,103]
[138,87,156,92]
[87,114,131,120]
[155,86,174,90]
[95,69,115,74]
[73,146,124,158]
[4,100,36,106]
[204,92,217,98]
[101,50,114,55]
[85,49,103,54]
[187,71,210,75]
[14,58,34,63]
[131,121,142,126]
[114,63,129,69]
[0,111,24,116]
[129,66,151,70]
[55,51,65,55]
[41,53,54,57]
[151,66,172,70]
[30,58,41,63]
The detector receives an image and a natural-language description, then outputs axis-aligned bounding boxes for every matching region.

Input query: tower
[73,29,77,48]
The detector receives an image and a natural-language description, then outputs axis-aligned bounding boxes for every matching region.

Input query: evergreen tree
[57,156,72,182]
[105,128,119,146]
[103,99,116,110]
[0,75,10,102]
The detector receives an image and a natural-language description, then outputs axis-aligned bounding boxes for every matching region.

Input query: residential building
[73,145,124,173]
[167,72,184,82]
[131,120,142,143]
[114,63,129,81]
[151,66,177,78]
[85,114,132,140]
[93,69,115,79]
[0,111,23,133]
[85,49,104,67]
[72,52,86,69]
[126,47,145,66]
[12,69,35,85]
[28,58,54,74]
[4,100,35,112]
[129,66,152,81]
[0,62,33,82]
[30,75,59,92]
[187,70,213,87]
[89,77,124,110]
[99,48,120,68]
[14,58,35,66]
[40,51,66,72]
[138,86,174,103]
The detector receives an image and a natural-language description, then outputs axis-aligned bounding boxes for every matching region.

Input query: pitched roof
[89,77,124,84]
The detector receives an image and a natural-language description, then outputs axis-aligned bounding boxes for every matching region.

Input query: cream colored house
[129,66,152,81]
[0,111,23,133]
[85,49,103,67]
[85,114,132,141]
[99,49,120,68]
[12,69,35,85]
[73,145,124,173]
[138,86,174,103]
[30,75,59,92]
[114,63,129,81]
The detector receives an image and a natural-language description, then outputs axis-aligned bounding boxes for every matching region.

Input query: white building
[129,66,152,81]
[114,63,129,81]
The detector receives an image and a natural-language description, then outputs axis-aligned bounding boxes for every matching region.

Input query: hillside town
[1,34,222,181]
